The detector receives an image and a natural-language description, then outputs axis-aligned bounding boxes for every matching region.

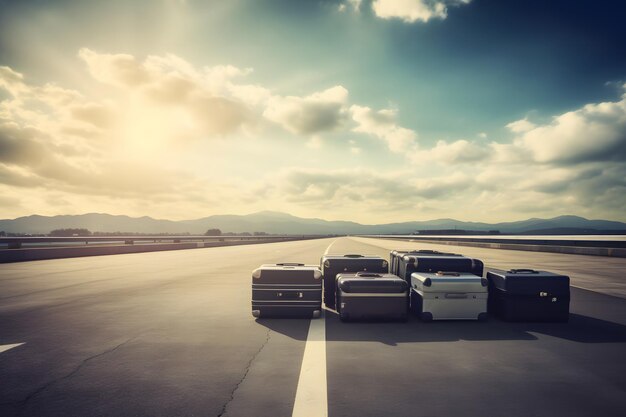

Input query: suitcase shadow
[255,312,626,345]
[254,318,311,341]
[514,313,626,343]
[324,310,537,345]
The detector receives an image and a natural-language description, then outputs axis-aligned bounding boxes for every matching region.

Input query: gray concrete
[1,237,625,417]
[325,238,626,417]
[0,239,334,417]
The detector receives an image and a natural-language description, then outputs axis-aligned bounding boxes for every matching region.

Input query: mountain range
[1,211,626,235]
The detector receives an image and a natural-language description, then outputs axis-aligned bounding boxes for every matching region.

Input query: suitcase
[390,249,459,275]
[390,250,411,275]
[410,271,488,321]
[252,263,322,318]
[486,269,570,322]
[335,272,408,322]
[398,251,484,285]
[320,254,388,309]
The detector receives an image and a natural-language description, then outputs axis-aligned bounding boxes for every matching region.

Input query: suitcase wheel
[420,312,433,322]
[252,310,261,318]
[477,312,488,322]
[312,310,321,319]
[340,311,350,322]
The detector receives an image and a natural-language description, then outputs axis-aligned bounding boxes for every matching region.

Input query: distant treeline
[0,229,274,237]
[415,229,501,235]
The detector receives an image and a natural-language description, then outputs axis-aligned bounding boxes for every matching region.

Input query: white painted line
[324,239,338,255]
[292,310,327,417]
[0,343,24,354]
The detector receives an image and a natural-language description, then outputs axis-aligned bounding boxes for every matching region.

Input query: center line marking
[0,343,24,354]
[324,239,338,255]
[292,310,327,417]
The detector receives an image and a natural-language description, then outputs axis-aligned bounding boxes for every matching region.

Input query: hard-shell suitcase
[390,250,412,275]
[410,271,488,321]
[252,263,322,318]
[398,251,483,285]
[486,269,570,322]
[390,250,463,276]
[320,254,388,309]
[335,272,408,322]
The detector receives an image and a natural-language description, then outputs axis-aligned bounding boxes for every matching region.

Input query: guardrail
[0,235,330,249]
[358,235,626,248]
[358,235,626,257]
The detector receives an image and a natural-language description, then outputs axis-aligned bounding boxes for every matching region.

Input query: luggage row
[251,250,570,322]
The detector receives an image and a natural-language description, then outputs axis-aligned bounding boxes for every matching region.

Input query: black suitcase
[397,251,484,285]
[390,250,456,275]
[252,263,322,318]
[486,269,570,322]
[335,272,408,321]
[320,254,388,309]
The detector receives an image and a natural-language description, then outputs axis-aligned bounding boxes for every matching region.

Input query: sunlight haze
[1,0,625,223]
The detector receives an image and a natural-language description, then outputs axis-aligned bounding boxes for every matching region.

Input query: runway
[0,237,625,416]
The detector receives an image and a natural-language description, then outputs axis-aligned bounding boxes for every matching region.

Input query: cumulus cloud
[506,118,536,133]
[412,139,489,163]
[79,48,151,87]
[263,86,349,134]
[262,168,472,214]
[3,48,626,223]
[372,0,471,23]
[350,105,418,152]
[515,94,626,164]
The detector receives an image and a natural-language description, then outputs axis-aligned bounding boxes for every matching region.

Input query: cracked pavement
[1,237,626,417]
[0,239,326,417]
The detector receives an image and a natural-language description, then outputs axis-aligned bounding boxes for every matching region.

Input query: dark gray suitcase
[397,251,484,285]
[486,269,570,322]
[320,254,388,309]
[335,272,408,321]
[390,250,454,275]
[252,263,322,318]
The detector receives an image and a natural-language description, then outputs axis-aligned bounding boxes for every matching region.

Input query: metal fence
[0,235,331,249]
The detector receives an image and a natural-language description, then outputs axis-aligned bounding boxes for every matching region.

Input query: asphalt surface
[0,237,625,417]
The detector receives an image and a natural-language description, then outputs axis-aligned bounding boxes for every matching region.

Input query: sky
[0,0,625,223]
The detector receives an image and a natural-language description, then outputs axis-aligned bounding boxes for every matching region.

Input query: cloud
[350,105,418,152]
[412,139,489,163]
[371,0,471,23]
[510,87,626,163]
[264,168,471,211]
[506,118,536,133]
[3,48,626,223]
[70,103,116,129]
[0,121,47,165]
[263,86,349,134]
[79,48,151,87]
[338,0,362,13]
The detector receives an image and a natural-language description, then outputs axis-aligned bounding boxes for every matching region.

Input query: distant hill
[0,211,625,235]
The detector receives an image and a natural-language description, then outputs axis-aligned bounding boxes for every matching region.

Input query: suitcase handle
[436,271,460,276]
[355,272,382,278]
[508,269,538,274]
[277,291,303,299]
[344,254,364,258]
[276,263,305,266]
[445,293,468,299]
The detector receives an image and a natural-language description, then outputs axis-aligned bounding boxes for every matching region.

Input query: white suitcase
[410,271,488,321]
